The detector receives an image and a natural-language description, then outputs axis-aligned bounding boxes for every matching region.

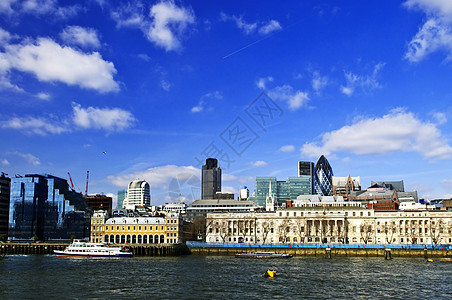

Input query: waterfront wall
[187,242,452,258]
[0,243,190,256]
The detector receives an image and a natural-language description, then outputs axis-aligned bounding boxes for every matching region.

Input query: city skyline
[2,1,452,205]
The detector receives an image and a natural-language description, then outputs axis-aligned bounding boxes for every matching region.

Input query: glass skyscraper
[250,176,313,207]
[201,158,221,199]
[8,174,91,241]
[314,155,333,196]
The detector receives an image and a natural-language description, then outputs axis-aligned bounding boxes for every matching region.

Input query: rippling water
[1,255,451,299]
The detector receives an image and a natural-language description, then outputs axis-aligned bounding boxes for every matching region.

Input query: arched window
[155,234,159,244]
[127,235,131,244]
[132,235,136,244]
[110,234,114,243]
[149,235,153,244]
[160,234,164,244]
[104,235,108,243]
[115,234,119,244]
[142,235,146,243]
[121,235,125,244]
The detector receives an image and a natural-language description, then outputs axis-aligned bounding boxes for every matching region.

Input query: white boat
[54,240,133,258]
[235,252,293,258]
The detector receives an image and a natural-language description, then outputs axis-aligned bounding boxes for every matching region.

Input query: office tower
[123,179,151,210]
[117,190,127,209]
[9,174,90,241]
[314,155,333,196]
[201,158,221,199]
[0,173,10,238]
[298,161,315,194]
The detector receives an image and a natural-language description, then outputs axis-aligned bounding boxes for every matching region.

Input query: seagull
[102,152,107,155]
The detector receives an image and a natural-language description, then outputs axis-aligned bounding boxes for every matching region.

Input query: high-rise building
[298,161,315,194]
[123,179,151,210]
[314,155,333,196]
[0,173,10,238]
[8,174,91,241]
[84,194,112,215]
[249,176,313,207]
[201,158,221,199]
[117,190,126,209]
[332,175,361,201]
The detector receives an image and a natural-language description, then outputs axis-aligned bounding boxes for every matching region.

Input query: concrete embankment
[188,246,452,258]
[0,243,190,256]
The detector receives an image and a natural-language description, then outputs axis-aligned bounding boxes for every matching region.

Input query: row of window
[102,234,178,244]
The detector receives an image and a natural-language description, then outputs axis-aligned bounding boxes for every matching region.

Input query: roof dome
[128,179,149,189]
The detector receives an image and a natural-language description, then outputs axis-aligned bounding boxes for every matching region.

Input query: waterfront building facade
[186,198,258,221]
[205,208,452,245]
[201,158,221,199]
[0,173,10,238]
[314,155,333,196]
[8,174,91,241]
[91,211,182,244]
[123,179,151,210]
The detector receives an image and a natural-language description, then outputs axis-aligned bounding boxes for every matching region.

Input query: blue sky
[2,0,452,206]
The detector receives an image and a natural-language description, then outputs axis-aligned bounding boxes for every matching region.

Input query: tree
[189,216,207,241]
[406,220,420,244]
[218,221,230,243]
[278,219,290,243]
[429,218,445,246]
[260,220,273,244]
[360,220,374,244]
[382,222,396,244]
[294,219,306,243]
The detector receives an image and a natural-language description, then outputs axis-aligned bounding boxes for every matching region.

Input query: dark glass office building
[201,158,221,199]
[0,173,10,238]
[8,174,91,241]
[314,155,333,196]
[298,161,315,194]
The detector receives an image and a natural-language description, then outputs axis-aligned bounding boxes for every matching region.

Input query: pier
[0,243,190,256]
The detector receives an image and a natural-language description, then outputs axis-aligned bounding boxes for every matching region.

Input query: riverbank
[0,243,190,256]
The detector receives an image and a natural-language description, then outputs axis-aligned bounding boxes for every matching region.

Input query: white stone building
[205,207,452,245]
[123,179,151,210]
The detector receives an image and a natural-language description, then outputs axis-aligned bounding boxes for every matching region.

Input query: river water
[1,255,451,299]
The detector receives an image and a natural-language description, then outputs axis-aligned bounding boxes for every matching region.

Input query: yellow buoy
[427,259,433,262]
[265,270,277,277]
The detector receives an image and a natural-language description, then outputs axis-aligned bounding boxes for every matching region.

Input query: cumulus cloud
[12,151,40,165]
[35,92,50,100]
[256,76,273,89]
[340,63,385,96]
[312,71,328,94]
[191,90,222,113]
[404,0,452,62]
[301,108,452,161]
[432,112,447,125]
[221,13,282,35]
[279,145,295,152]
[267,84,309,111]
[1,116,68,135]
[147,1,195,51]
[1,159,9,166]
[1,0,80,19]
[3,38,119,93]
[60,26,101,49]
[250,160,268,167]
[72,102,136,132]
[111,1,145,29]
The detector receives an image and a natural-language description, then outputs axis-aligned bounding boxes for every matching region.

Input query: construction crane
[67,172,75,191]
[85,170,89,196]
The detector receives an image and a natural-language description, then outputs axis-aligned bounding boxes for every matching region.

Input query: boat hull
[235,252,292,259]
[54,250,132,258]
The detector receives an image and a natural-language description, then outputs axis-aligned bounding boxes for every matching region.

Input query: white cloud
[0,28,12,46]
[222,186,238,195]
[147,1,195,51]
[268,84,309,111]
[160,79,171,91]
[35,92,50,100]
[0,0,16,14]
[301,108,452,161]
[1,116,68,135]
[19,0,80,19]
[279,145,295,152]
[111,2,145,29]
[190,90,222,113]
[251,160,268,167]
[72,102,136,132]
[258,20,282,35]
[137,53,151,61]
[340,63,385,96]
[4,38,119,93]
[60,26,101,49]
[1,159,9,166]
[432,112,447,125]
[221,13,282,36]
[256,76,273,89]
[312,71,328,94]
[404,0,452,62]
[13,151,40,165]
